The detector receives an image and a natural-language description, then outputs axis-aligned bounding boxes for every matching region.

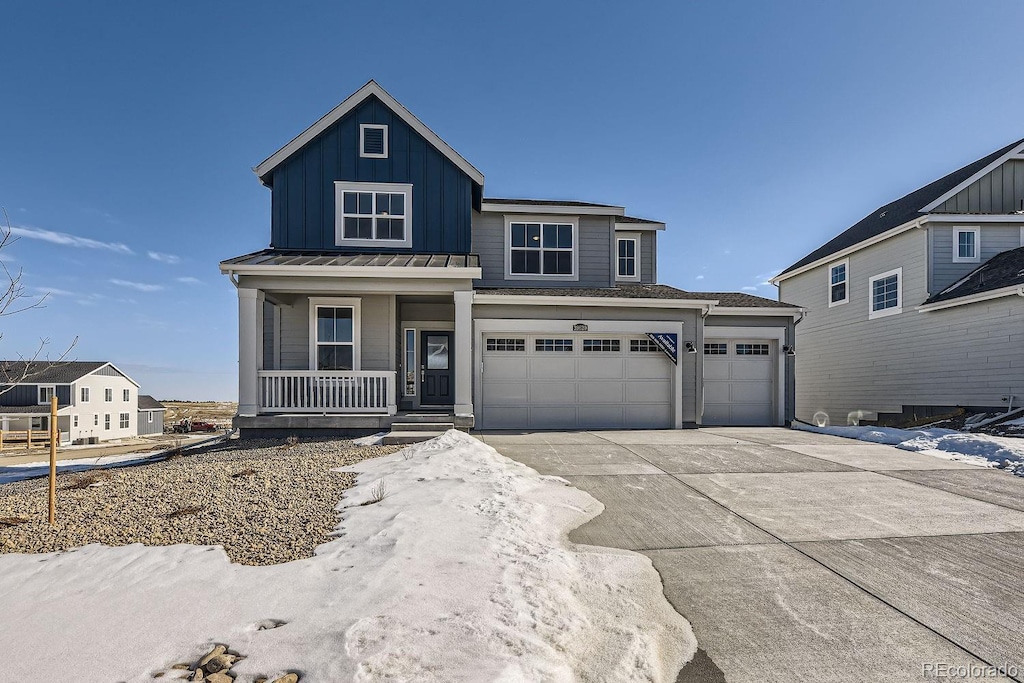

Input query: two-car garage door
[480,334,674,429]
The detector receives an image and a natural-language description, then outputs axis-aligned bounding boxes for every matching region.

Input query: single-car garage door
[480,335,674,430]
[702,339,776,426]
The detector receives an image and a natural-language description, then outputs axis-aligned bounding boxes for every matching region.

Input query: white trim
[80,386,90,403]
[924,214,1024,223]
[827,258,849,307]
[615,221,665,231]
[104,387,113,402]
[952,226,981,263]
[37,384,56,405]
[504,215,580,281]
[615,232,641,283]
[771,218,924,284]
[919,142,1024,212]
[917,284,1024,312]
[473,293,716,309]
[481,202,624,216]
[701,325,786,426]
[221,263,481,280]
[308,297,362,371]
[868,267,903,319]
[473,318,685,429]
[706,306,804,317]
[334,181,413,248]
[255,80,484,185]
[359,123,388,159]
[403,327,417,397]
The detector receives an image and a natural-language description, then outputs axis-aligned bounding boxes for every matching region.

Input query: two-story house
[773,137,1024,426]
[221,81,800,434]
[0,361,141,444]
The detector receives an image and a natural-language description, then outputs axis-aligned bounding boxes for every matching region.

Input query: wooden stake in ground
[48,395,57,525]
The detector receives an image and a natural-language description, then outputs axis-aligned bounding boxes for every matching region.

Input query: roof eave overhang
[253,80,485,186]
[481,202,625,216]
[707,306,805,318]
[917,284,1024,312]
[471,294,717,309]
[614,222,666,231]
[220,264,482,280]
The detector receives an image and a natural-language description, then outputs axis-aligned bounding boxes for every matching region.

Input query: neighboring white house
[0,361,142,444]
[773,136,1024,426]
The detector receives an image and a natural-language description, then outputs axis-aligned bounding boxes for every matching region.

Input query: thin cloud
[695,275,704,280]
[10,225,133,254]
[30,286,77,297]
[109,278,164,292]
[741,286,758,292]
[148,251,181,265]
[176,276,202,285]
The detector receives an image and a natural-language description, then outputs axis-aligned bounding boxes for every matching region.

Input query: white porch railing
[258,371,397,414]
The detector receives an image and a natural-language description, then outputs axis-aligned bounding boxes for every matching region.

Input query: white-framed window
[953,227,980,263]
[94,414,98,426]
[104,388,113,402]
[104,414,111,430]
[828,259,849,307]
[119,413,130,429]
[38,385,55,405]
[505,216,579,280]
[81,387,90,403]
[334,181,413,248]
[309,297,361,371]
[359,123,388,159]
[404,328,416,396]
[868,267,903,319]
[148,411,154,423]
[122,388,130,402]
[616,233,640,282]
[73,415,79,428]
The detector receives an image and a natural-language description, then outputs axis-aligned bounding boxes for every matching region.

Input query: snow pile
[0,430,695,682]
[794,423,1024,475]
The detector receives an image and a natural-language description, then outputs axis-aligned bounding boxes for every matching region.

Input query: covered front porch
[222,251,479,435]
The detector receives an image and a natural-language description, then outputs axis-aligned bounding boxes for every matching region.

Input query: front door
[420,331,454,405]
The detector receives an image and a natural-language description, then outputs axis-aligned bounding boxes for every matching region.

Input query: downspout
[696,303,716,426]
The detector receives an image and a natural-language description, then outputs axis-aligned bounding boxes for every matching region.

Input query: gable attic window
[506,217,578,279]
[953,227,980,263]
[359,124,388,158]
[828,259,848,307]
[335,182,413,248]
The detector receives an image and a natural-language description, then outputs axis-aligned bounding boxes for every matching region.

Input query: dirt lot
[162,401,237,429]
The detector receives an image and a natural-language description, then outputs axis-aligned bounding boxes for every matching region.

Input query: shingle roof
[779,136,1024,277]
[0,405,64,415]
[616,215,663,224]
[475,284,798,309]
[482,198,623,208]
[925,246,1024,304]
[0,361,107,385]
[221,250,480,269]
[138,395,165,410]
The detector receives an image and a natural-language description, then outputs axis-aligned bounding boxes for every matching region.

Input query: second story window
[507,218,577,279]
[38,386,55,405]
[335,182,413,248]
[123,388,130,402]
[869,267,902,319]
[104,388,113,402]
[616,234,640,282]
[81,387,90,403]
[954,227,980,263]
[828,259,848,307]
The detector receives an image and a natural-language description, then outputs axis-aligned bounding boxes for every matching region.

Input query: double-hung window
[310,298,360,371]
[123,388,130,402]
[335,182,413,248]
[828,259,848,306]
[868,267,902,319]
[616,233,640,282]
[38,386,55,405]
[81,387,90,402]
[119,413,130,429]
[953,227,980,263]
[507,218,577,279]
[104,388,113,402]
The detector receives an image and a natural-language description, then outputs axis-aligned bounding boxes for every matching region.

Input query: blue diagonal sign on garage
[645,333,678,364]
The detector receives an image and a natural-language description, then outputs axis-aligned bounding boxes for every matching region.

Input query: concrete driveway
[478,427,1024,683]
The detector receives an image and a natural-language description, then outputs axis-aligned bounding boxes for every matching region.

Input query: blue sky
[3,0,1023,400]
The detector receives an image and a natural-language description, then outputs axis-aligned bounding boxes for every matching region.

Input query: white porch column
[237,288,264,417]
[453,290,474,418]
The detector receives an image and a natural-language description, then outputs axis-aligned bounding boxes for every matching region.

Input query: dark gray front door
[421,331,453,405]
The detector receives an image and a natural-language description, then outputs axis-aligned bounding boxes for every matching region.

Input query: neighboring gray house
[221,80,800,434]
[773,137,1024,426]
[0,361,141,444]
[137,395,166,435]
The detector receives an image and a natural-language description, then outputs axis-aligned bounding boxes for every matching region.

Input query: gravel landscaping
[0,437,402,565]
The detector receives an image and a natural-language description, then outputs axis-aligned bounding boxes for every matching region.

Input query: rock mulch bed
[0,437,402,565]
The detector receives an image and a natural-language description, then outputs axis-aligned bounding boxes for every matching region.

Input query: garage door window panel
[536,339,573,352]
[630,339,660,353]
[704,343,727,355]
[736,343,770,356]
[582,339,621,353]
[486,338,525,352]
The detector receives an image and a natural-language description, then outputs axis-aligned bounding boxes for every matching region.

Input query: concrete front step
[382,431,447,445]
[389,421,455,432]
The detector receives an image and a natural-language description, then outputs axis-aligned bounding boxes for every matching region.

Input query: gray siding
[935,159,1024,214]
[94,365,124,378]
[278,295,393,371]
[473,211,615,288]
[137,410,164,435]
[780,228,1024,423]
[928,223,1024,293]
[641,231,656,284]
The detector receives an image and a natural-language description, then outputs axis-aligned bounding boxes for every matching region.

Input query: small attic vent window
[360,124,388,158]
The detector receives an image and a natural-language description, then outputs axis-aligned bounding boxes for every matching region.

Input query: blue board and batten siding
[0,385,72,407]
[269,95,476,253]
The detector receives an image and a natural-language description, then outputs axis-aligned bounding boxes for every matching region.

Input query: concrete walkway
[479,427,1024,683]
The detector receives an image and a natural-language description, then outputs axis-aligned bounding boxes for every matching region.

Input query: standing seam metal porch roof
[220,250,480,269]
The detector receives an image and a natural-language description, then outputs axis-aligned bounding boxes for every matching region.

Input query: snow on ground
[0,430,695,682]
[794,423,1024,476]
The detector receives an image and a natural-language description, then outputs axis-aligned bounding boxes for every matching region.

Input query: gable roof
[482,198,623,208]
[138,395,165,410]
[776,136,1024,279]
[254,80,484,187]
[0,361,107,385]
[924,246,1024,305]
